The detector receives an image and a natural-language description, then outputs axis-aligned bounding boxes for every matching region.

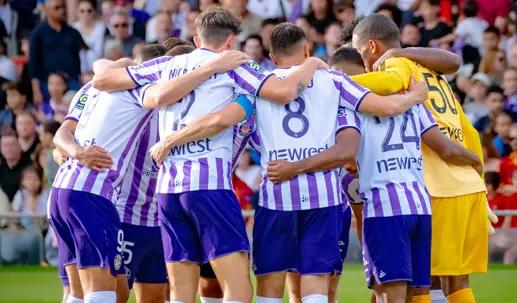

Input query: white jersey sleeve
[330,71,370,111]
[417,104,438,134]
[337,106,362,134]
[126,56,175,86]
[229,61,272,96]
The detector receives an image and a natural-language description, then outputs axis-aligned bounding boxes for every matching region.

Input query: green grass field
[0,264,516,303]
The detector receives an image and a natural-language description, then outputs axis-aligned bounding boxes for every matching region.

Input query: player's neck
[199,43,227,53]
[275,55,305,69]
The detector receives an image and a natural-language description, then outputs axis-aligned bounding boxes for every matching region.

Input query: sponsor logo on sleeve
[74,94,88,110]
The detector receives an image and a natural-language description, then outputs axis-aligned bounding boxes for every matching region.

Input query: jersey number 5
[422,73,457,115]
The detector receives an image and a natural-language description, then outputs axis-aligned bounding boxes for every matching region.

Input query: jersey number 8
[282,97,309,138]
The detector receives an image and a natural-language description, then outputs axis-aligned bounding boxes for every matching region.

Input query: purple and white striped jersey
[243,68,370,211]
[52,84,154,203]
[125,49,271,194]
[115,114,160,227]
[340,170,362,205]
[340,104,437,218]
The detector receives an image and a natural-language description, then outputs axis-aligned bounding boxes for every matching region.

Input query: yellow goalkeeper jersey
[350,57,486,197]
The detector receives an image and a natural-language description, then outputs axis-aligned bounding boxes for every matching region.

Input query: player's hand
[372,48,402,71]
[75,145,113,172]
[149,141,170,165]
[52,149,66,165]
[305,57,329,69]
[487,200,498,236]
[206,50,250,73]
[267,160,300,183]
[407,77,428,104]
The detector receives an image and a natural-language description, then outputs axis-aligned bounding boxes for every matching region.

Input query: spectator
[72,0,107,73]
[486,171,505,228]
[354,0,383,18]
[247,0,310,21]
[480,50,507,84]
[242,35,275,71]
[475,85,505,132]
[400,23,421,48]
[0,0,20,57]
[29,0,83,104]
[477,0,510,25]
[107,9,142,57]
[433,1,487,53]
[499,123,517,185]
[503,67,517,122]
[222,0,262,45]
[0,82,29,132]
[493,112,513,157]
[112,0,150,40]
[508,43,517,68]
[374,3,401,27]
[0,132,31,201]
[333,0,354,26]
[38,120,61,187]
[323,22,341,58]
[483,26,502,54]
[147,0,183,42]
[12,35,33,104]
[232,149,260,211]
[16,112,39,161]
[148,10,174,45]
[0,40,17,82]
[11,165,49,230]
[180,9,199,42]
[417,0,452,48]
[38,73,69,123]
[306,0,336,43]
[104,39,125,61]
[260,18,282,52]
[295,16,315,55]
[464,73,490,124]
[100,0,113,25]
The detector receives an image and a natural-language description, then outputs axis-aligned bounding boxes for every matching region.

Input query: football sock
[430,289,448,302]
[84,291,116,303]
[66,296,84,303]
[200,297,223,303]
[412,294,431,303]
[447,288,475,303]
[302,294,328,303]
[256,296,282,303]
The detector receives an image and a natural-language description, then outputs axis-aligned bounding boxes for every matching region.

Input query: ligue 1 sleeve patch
[74,94,88,110]
[247,61,264,73]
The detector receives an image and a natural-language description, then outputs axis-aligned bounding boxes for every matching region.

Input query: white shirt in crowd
[73,21,107,72]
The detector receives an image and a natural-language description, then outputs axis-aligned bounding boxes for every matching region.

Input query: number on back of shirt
[422,72,457,115]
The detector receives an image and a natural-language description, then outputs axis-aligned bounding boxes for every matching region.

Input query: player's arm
[422,126,482,173]
[257,57,328,104]
[53,120,113,172]
[372,47,460,75]
[268,129,359,183]
[353,77,428,117]
[350,204,363,243]
[149,96,252,163]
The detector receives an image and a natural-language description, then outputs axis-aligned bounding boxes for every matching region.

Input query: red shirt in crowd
[503,193,517,228]
[489,194,509,228]
[476,0,510,24]
[499,152,517,185]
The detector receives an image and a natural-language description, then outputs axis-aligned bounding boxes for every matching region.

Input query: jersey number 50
[422,73,457,115]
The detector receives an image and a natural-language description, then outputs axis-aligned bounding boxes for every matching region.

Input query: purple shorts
[335,205,352,274]
[362,215,431,288]
[121,223,168,288]
[58,258,69,286]
[253,205,343,275]
[48,188,123,277]
[158,190,249,264]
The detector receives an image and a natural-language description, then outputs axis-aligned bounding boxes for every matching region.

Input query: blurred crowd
[0,0,516,265]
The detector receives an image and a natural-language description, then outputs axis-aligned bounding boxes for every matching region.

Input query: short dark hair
[195,6,241,47]
[486,85,504,96]
[42,120,61,136]
[162,37,193,51]
[166,44,195,56]
[484,25,501,36]
[484,171,500,189]
[262,17,285,27]
[374,3,401,26]
[340,16,364,46]
[2,82,27,95]
[353,14,400,48]
[140,44,166,61]
[270,23,306,56]
[462,1,478,17]
[328,47,363,67]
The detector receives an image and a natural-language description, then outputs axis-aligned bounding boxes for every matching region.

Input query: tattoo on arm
[296,82,305,97]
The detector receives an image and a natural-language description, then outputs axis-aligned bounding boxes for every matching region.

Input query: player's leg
[116,274,130,303]
[158,192,203,303]
[254,206,299,303]
[189,190,251,303]
[199,263,223,303]
[286,272,302,303]
[363,216,416,303]
[298,206,343,303]
[66,264,84,302]
[65,190,122,303]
